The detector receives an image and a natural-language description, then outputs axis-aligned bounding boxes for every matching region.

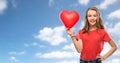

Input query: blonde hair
[82,7,104,33]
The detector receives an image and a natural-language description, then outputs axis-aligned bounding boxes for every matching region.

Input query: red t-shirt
[76,29,111,60]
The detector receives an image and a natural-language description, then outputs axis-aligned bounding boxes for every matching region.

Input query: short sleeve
[76,30,82,41]
[103,30,111,42]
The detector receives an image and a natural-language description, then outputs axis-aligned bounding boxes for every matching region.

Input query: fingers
[66,28,70,30]
[66,28,71,32]
[96,54,102,59]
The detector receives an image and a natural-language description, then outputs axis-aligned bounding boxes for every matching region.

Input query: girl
[66,7,117,63]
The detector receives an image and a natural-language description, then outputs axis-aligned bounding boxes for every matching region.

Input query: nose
[91,16,95,20]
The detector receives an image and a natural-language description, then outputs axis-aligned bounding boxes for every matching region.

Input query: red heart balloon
[59,10,80,28]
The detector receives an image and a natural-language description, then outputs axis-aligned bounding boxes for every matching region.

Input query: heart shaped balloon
[59,10,80,28]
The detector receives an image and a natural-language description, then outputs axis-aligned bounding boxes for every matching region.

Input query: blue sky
[0,0,120,63]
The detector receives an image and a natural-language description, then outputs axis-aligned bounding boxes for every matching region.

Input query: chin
[90,23,96,26]
[90,23,96,25]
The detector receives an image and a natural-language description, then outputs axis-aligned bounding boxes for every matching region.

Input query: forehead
[87,9,97,15]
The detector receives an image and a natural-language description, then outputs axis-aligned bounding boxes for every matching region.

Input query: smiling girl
[66,7,117,63]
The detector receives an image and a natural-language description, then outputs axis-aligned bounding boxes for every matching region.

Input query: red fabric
[76,29,111,60]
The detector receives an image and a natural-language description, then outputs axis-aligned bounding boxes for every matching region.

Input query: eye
[87,15,91,17]
[93,15,97,17]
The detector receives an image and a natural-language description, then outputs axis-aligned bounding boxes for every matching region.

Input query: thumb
[66,28,70,31]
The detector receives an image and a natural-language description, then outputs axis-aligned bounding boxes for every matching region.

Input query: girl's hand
[66,28,75,36]
[96,54,104,60]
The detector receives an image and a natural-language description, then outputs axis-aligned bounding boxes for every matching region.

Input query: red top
[76,29,111,60]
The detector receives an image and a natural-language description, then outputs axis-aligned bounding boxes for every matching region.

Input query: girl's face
[87,9,98,26]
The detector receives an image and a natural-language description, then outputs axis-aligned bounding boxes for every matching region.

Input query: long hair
[82,7,104,33]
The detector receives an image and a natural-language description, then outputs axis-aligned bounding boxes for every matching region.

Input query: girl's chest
[82,32,104,43]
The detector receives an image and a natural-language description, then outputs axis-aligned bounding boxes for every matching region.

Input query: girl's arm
[101,39,117,60]
[66,29,83,53]
[71,36,83,53]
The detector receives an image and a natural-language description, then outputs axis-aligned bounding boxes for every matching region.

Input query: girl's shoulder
[78,29,83,33]
[98,29,108,34]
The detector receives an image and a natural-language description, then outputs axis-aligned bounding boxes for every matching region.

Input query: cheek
[95,17,98,20]
[87,17,91,21]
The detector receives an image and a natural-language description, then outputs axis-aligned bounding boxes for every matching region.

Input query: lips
[89,20,96,25]
[90,20,95,23]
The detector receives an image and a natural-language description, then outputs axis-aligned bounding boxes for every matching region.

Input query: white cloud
[9,51,25,62]
[107,58,120,63]
[31,42,38,46]
[35,26,67,46]
[108,9,120,19]
[101,43,111,55]
[62,43,76,52]
[62,43,74,50]
[56,60,79,63]
[24,42,38,47]
[0,0,8,14]
[9,51,26,55]
[9,56,19,62]
[96,0,117,9]
[39,45,46,48]
[108,22,120,37]
[112,49,120,56]
[35,51,79,59]
[24,42,46,48]
[35,51,72,58]
[78,0,89,5]
[98,42,120,63]
[48,0,54,7]
[100,35,120,63]
[112,40,120,56]
[79,20,84,29]
[35,43,80,62]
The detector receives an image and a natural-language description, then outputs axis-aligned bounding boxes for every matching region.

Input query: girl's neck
[89,25,97,31]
